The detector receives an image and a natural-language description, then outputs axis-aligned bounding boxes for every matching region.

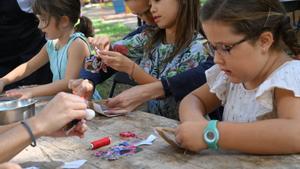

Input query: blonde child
[0,0,94,98]
[176,0,300,154]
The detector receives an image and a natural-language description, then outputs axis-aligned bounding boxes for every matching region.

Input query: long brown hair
[146,0,201,62]
[33,0,94,37]
[200,0,300,56]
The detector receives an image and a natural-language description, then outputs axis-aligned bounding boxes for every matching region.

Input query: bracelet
[130,62,136,78]
[21,121,37,147]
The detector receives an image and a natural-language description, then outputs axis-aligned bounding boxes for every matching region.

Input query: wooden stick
[155,127,182,149]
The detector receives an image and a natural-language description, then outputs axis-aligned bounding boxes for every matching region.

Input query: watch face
[205,131,215,142]
[207,131,215,140]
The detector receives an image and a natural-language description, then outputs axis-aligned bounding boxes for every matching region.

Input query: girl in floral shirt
[83,0,210,119]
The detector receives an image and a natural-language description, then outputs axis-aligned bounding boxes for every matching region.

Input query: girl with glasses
[176,0,300,154]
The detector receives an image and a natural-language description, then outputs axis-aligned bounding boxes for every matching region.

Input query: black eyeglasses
[207,37,249,57]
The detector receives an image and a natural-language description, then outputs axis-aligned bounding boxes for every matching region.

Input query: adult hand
[68,79,94,100]
[97,50,135,75]
[88,36,111,51]
[5,88,32,99]
[175,120,208,152]
[0,162,21,169]
[31,92,88,137]
[105,85,151,114]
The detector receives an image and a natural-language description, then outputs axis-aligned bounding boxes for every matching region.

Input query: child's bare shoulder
[68,38,90,57]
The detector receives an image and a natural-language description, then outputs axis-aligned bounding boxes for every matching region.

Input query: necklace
[55,47,62,80]
[55,42,67,80]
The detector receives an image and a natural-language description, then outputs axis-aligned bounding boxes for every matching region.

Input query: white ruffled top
[206,60,300,122]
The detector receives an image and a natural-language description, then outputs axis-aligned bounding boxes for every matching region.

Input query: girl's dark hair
[75,16,95,37]
[146,0,201,62]
[33,0,94,37]
[200,0,300,56]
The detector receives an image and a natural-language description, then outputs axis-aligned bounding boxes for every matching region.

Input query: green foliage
[99,2,113,8]
[200,0,207,5]
[92,19,132,42]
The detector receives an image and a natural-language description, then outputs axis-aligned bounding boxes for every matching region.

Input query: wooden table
[11,97,300,169]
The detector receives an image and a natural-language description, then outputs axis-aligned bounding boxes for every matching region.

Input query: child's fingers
[77,86,89,98]
[5,90,22,98]
[99,50,120,57]
[89,36,110,51]
[68,79,74,89]
[99,40,110,51]
[104,43,110,51]
[68,79,85,90]
[106,108,128,115]
[106,97,122,108]
[175,133,183,148]
[98,54,116,66]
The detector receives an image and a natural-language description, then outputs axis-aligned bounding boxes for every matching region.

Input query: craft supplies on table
[89,137,111,150]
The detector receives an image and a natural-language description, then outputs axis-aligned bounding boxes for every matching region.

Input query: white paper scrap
[61,160,87,169]
[135,134,157,146]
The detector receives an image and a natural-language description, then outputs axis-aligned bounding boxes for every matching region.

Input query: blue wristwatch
[203,120,219,150]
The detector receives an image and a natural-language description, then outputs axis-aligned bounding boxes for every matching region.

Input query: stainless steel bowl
[0,99,37,125]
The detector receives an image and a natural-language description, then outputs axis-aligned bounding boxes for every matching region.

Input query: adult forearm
[0,118,41,162]
[0,123,19,134]
[218,119,300,154]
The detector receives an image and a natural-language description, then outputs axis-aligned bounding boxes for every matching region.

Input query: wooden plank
[11,98,300,169]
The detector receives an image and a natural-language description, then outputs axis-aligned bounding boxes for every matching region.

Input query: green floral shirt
[112,32,209,119]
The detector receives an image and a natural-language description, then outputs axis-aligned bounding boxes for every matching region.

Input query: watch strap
[203,120,219,150]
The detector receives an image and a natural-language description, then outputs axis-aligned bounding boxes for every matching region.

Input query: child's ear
[258,31,274,52]
[59,16,71,29]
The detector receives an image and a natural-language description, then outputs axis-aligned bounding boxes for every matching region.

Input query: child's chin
[229,77,242,84]
[45,35,55,40]
[45,36,53,40]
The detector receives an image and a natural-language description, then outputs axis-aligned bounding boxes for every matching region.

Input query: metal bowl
[0,99,38,125]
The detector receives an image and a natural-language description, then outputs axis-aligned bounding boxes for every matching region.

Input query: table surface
[11,97,300,169]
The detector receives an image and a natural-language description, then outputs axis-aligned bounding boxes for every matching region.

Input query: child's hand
[104,85,150,114]
[175,120,209,152]
[68,79,94,99]
[88,36,111,51]
[97,50,135,75]
[5,88,33,99]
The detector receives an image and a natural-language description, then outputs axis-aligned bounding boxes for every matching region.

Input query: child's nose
[150,5,156,14]
[213,52,225,65]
